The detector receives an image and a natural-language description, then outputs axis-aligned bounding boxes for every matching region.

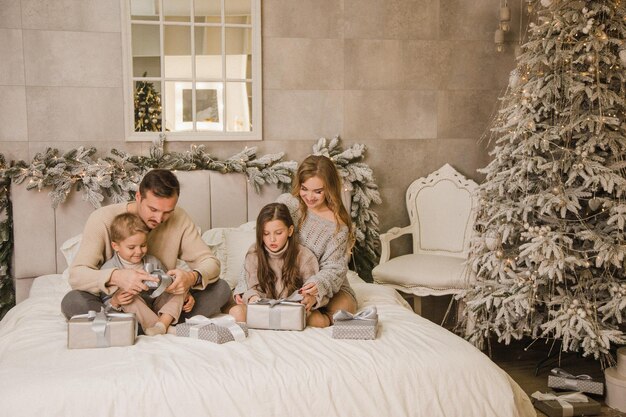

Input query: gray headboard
[11,170,283,302]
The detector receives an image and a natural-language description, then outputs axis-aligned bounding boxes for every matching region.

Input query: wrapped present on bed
[176,315,248,343]
[531,391,601,417]
[246,292,306,331]
[332,307,378,340]
[548,367,604,395]
[68,309,137,349]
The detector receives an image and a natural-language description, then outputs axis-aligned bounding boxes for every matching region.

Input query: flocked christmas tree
[460,0,626,363]
[134,73,162,132]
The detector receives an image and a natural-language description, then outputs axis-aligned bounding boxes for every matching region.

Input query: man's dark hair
[139,169,180,198]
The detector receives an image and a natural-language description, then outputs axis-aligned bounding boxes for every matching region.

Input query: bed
[0,170,535,417]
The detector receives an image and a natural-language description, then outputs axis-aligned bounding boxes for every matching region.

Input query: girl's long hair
[291,155,354,247]
[256,203,301,299]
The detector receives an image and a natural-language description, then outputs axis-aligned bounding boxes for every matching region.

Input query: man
[61,169,230,320]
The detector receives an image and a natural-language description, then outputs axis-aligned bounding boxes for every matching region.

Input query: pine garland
[0,136,380,318]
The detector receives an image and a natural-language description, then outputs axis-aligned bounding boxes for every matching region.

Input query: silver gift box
[68,310,137,349]
[332,320,377,340]
[247,300,306,331]
[332,307,378,340]
[548,373,604,395]
[176,321,248,343]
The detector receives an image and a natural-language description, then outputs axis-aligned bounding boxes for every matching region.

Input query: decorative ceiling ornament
[500,0,512,32]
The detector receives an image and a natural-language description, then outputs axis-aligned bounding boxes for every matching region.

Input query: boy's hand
[183,293,195,313]
[112,291,135,306]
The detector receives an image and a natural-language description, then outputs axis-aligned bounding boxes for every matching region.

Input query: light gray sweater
[276,193,355,306]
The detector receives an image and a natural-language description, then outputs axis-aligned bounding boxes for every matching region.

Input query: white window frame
[120,0,262,142]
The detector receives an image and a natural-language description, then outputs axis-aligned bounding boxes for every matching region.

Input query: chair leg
[412,295,422,316]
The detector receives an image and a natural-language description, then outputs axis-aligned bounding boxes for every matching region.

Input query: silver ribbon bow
[73,308,137,348]
[551,367,592,390]
[531,391,588,417]
[252,291,304,329]
[185,315,246,342]
[333,306,378,322]
[254,291,304,307]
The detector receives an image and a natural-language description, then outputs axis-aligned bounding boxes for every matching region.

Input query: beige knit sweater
[241,242,319,304]
[69,202,220,296]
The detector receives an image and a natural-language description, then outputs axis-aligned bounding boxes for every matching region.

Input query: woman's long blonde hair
[291,155,354,248]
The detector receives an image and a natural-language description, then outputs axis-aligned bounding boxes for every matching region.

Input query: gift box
[68,309,137,349]
[548,367,604,395]
[531,391,601,417]
[246,297,306,331]
[176,315,248,343]
[332,307,378,340]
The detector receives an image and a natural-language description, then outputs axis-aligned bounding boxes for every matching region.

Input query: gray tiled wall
[0,0,519,253]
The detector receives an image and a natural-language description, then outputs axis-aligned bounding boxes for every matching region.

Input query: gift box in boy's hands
[547,367,604,395]
[246,293,306,331]
[531,391,601,417]
[176,315,248,343]
[68,309,137,349]
[332,307,378,340]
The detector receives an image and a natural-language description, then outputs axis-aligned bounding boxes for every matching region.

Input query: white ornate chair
[372,164,478,316]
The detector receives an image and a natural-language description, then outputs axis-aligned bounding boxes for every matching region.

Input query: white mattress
[0,273,535,417]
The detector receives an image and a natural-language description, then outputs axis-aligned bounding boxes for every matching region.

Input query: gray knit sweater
[276,193,355,306]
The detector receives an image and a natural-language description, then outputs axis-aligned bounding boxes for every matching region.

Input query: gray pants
[61,279,232,320]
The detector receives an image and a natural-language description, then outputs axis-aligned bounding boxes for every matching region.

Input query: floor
[415,295,626,417]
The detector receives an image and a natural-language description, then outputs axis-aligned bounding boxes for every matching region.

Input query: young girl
[101,213,194,335]
[229,203,330,327]
[279,154,358,325]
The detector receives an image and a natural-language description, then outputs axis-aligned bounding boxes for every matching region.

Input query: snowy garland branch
[0,136,380,317]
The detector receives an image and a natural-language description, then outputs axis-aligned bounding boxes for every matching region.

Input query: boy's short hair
[139,169,180,198]
[110,213,150,243]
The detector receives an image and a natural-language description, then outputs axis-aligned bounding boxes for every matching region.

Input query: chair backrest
[406,164,478,258]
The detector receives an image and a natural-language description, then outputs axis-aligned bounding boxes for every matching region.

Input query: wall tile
[0,29,24,85]
[23,30,122,87]
[345,39,439,90]
[344,90,437,140]
[263,38,343,90]
[0,142,28,161]
[0,86,27,140]
[437,90,501,139]
[26,86,124,142]
[263,90,343,141]
[263,0,342,39]
[440,0,523,42]
[0,0,21,29]
[438,40,515,90]
[344,0,438,40]
[21,0,120,32]
[434,138,489,180]
[28,140,141,160]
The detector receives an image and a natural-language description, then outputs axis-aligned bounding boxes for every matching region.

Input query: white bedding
[0,273,534,417]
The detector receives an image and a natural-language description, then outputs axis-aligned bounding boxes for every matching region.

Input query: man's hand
[165,269,196,295]
[109,269,156,295]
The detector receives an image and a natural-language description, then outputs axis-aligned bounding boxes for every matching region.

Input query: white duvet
[0,274,535,417]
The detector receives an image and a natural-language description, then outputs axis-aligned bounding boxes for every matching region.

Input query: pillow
[60,234,82,268]
[202,221,256,289]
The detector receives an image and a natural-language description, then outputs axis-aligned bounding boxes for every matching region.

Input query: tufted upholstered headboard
[10,170,283,303]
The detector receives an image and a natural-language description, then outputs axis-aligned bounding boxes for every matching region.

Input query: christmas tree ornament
[500,1,512,32]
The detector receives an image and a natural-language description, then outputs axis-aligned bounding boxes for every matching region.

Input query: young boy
[101,213,192,335]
